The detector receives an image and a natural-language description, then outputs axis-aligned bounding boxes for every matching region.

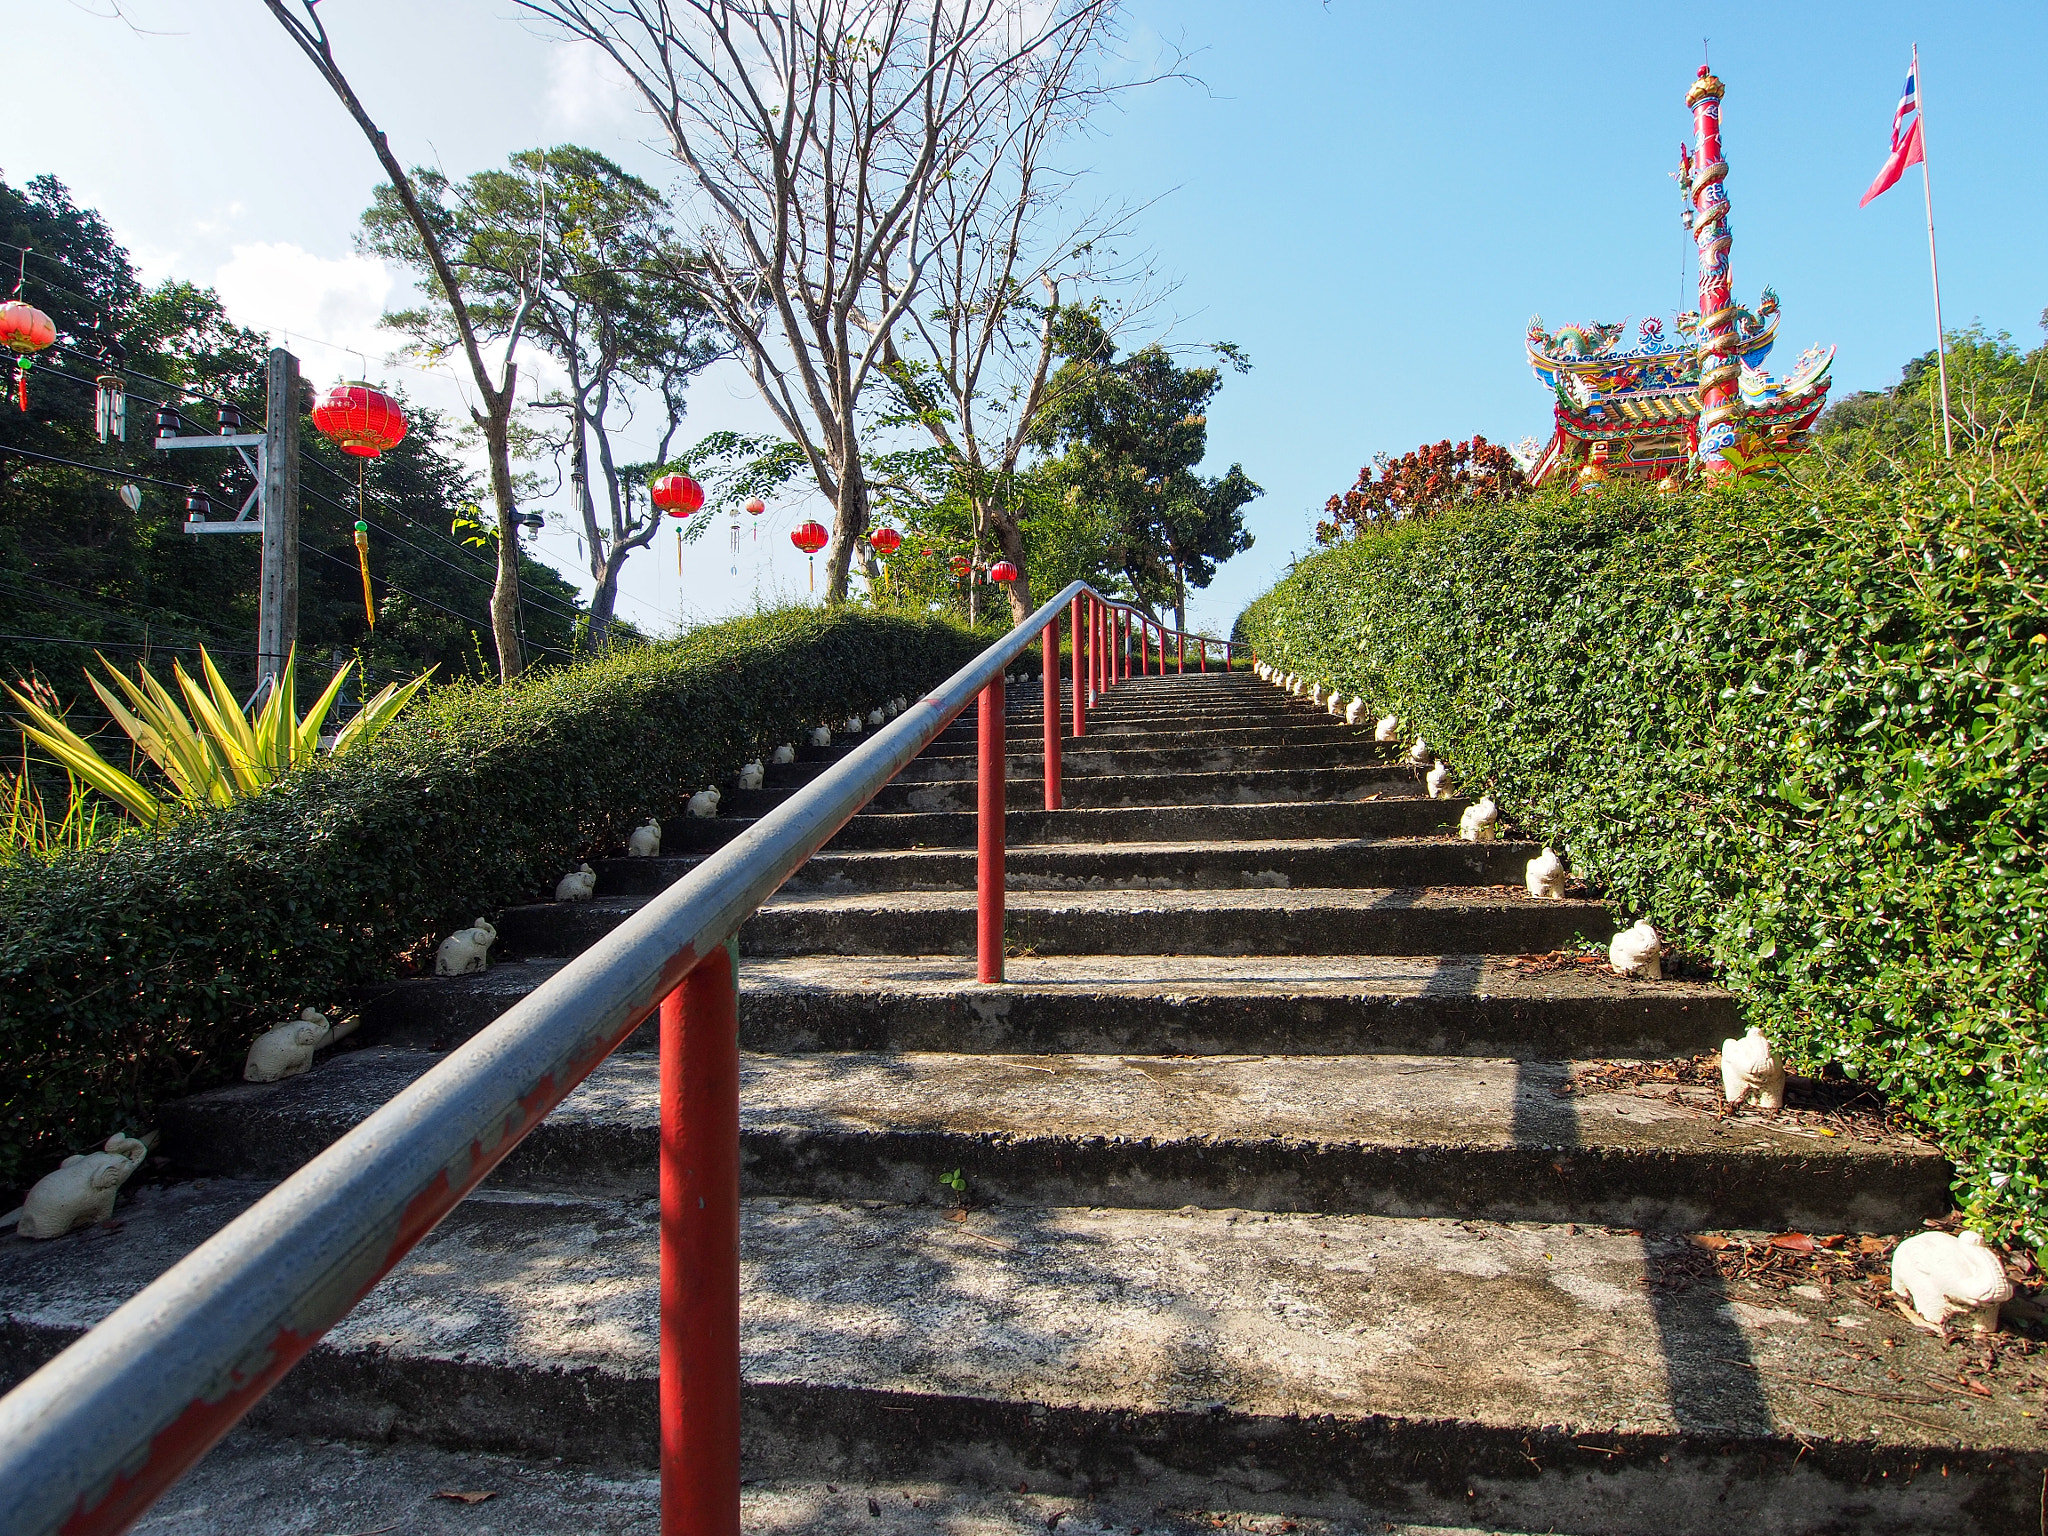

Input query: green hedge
[0,606,982,1192]
[1237,462,2048,1245]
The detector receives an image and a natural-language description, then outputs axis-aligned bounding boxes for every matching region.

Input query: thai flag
[1860,63,1926,206]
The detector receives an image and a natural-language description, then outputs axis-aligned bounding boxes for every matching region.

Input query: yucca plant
[4,646,434,828]
[2,739,111,862]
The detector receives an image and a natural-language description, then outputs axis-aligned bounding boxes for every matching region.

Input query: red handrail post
[1041,621,1061,811]
[977,672,1005,983]
[1177,629,1184,674]
[1199,638,1207,673]
[660,939,742,1536]
[1070,597,1086,737]
[1122,610,1131,680]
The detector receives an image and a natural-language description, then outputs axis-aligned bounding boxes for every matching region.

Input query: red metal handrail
[0,580,1241,1536]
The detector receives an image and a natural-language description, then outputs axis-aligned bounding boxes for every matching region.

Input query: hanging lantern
[311,382,408,458]
[791,518,829,593]
[0,300,56,412]
[652,473,705,517]
[745,496,765,544]
[988,560,1019,583]
[353,520,376,628]
[948,554,972,580]
[869,526,902,557]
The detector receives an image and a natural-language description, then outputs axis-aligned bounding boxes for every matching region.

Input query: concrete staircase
[1,671,2033,1534]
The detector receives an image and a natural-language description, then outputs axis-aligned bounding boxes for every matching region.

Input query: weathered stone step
[656,795,1462,855]
[0,1185,2027,1535]
[889,739,1391,782]
[919,721,1380,755]
[358,953,1735,1061]
[500,885,1604,960]
[594,834,1530,897]
[730,763,1421,816]
[131,1427,1491,1536]
[161,1046,1945,1230]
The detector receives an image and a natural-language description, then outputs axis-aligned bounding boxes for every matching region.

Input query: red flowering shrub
[1318,435,1527,543]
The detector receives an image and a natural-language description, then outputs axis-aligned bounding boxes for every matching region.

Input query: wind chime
[652,472,706,576]
[791,519,829,592]
[311,381,409,630]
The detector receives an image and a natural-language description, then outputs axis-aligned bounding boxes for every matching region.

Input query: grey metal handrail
[0,580,1115,1536]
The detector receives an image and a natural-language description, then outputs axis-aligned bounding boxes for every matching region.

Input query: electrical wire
[0,633,253,656]
[302,543,575,662]
[0,441,198,495]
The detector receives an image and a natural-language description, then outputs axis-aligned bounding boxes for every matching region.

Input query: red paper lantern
[948,554,972,579]
[745,497,766,516]
[790,520,829,555]
[869,526,902,557]
[652,473,705,517]
[312,382,408,458]
[0,300,57,411]
[988,560,1018,582]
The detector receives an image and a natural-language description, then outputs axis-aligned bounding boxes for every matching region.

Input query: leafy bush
[1239,419,2047,1244]
[0,606,981,1192]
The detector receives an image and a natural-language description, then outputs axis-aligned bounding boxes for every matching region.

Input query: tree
[871,1,1153,622]
[516,0,1118,604]
[267,1,544,680]
[0,172,580,719]
[364,146,722,648]
[1034,322,1260,624]
[1317,436,1526,543]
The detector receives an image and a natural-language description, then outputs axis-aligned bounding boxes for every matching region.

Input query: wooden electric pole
[256,348,301,690]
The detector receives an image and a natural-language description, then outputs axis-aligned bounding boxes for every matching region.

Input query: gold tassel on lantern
[353,520,376,628]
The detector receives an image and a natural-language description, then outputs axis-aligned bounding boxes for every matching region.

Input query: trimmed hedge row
[0,606,983,1191]
[1237,462,2048,1245]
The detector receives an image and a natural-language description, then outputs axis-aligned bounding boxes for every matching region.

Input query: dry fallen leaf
[1769,1232,1817,1253]
[433,1490,497,1505]
[1689,1233,1731,1251]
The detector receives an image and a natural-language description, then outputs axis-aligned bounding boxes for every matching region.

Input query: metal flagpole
[1915,43,1954,457]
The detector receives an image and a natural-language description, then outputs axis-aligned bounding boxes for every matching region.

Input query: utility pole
[160,347,301,696]
[257,348,302,687]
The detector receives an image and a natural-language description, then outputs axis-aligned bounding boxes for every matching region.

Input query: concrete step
[125,1426,1513,1536]
[918,722,1383,755]
[888,740,1392,782]
[732,764,1424,817]
[358,954,1738,1062]
[653,796,1464,856]
[499,885,1606,961]
[0,1184,2029,1535]
[593,836,1535,897]
[161,1046,1947,1230]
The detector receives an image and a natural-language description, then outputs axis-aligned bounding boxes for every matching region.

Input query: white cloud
[210,242,395,377]
[544,40,639,134]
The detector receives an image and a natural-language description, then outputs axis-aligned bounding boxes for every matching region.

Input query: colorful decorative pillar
[1687,67,1738,476]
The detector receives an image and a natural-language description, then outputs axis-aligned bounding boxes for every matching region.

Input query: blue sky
[8,1,2042,638]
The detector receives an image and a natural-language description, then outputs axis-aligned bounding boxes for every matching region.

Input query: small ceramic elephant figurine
[687,786,722,818]
[1458,795,1498,843]
[1344,697,1367,726]
[1374,713,1400,742]
[809,725,833,748]
[556,864,597,903]
[737,760,765,791]
[1524,847,1566,899]
[245,1007,352,1083]
[866,708,885,727]
[15,1134,148,1238]
[436,918,498,977]
[1892,1229,2014,1332]
[1426,760,1453,800]
[627,818,661,857]
[770,743,797,765]
[1719,1026,1786,1111]
[1608,919,1663,979]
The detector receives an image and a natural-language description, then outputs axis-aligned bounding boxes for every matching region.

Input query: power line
[296,478,586,627]
[0,633,254,656]
[0,441,199,495]
[302,543,575,662]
